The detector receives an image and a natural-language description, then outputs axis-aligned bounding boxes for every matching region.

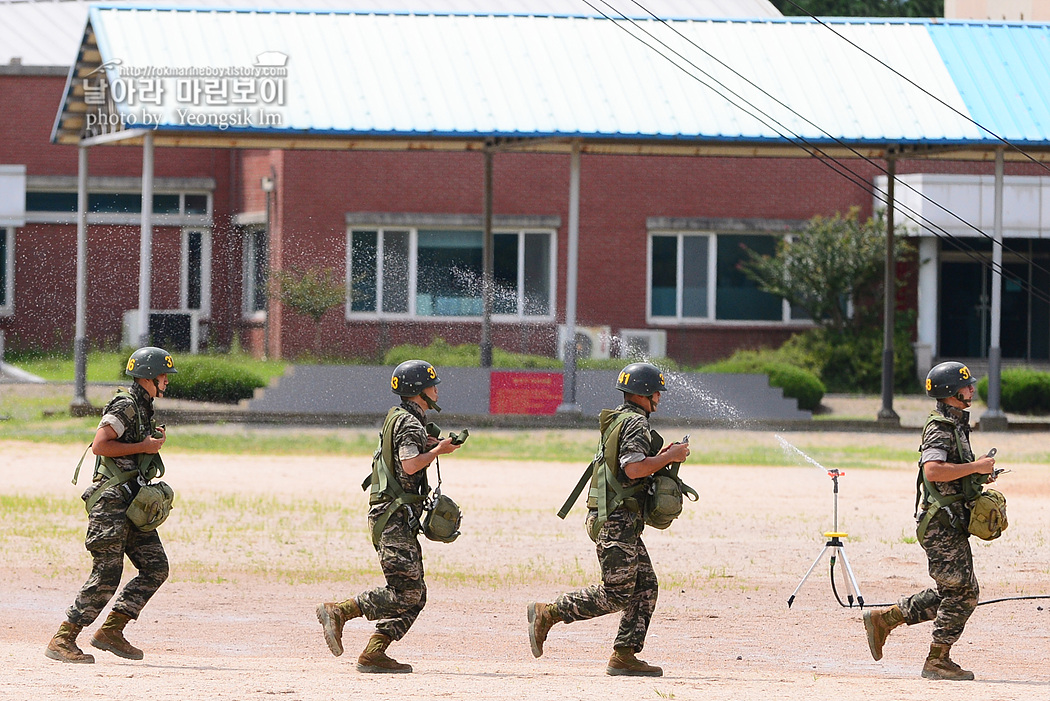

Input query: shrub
[700,351,825,411]
[384,338,562,369]
[116,355,267,404]
[977,368,1050,414]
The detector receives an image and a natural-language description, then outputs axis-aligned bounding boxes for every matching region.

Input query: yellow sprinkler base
[823,532,848,539]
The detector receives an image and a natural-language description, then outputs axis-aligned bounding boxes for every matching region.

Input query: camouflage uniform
[67,383,169,627]
[553,403,658,653]
[355,400,430,641]
[897,401,979,645]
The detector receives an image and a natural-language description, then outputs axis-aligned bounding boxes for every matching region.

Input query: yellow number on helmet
[127,358,136,372]
[165,355,174,368]
[960,366,970,380]
[427,366,436,379]
[391,376,399,390]
[659,373,665,385]
[619,371,629,384]
[926,378,932,391]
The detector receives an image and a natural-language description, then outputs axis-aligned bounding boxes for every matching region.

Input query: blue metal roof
[52,8,1050,155]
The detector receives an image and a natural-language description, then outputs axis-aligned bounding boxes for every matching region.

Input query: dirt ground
[1,431,1048,701]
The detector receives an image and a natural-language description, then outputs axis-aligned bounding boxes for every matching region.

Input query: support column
[72,145,91,410]
[480,146,494,368]
[914,236,939,381]
[878,156,900,425]
[136,132,154,348]
[557,141,582,415]
[982,149,1008,430]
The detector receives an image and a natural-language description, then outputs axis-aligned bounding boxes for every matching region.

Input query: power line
[582,2,1050,304]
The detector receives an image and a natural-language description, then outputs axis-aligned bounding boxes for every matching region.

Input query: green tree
[771,0,943,17]
[740,208,902,332]
[271,266,346,354]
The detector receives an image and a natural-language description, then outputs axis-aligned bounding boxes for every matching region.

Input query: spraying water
[774,433,828,472]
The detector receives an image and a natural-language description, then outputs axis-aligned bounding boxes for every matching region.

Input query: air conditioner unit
[557,325,612,360]
[618,329,667,360]
[123,310,201,354]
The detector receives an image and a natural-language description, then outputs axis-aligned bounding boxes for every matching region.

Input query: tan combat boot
[45,622,95,663]
[356,633,412,674]
[527,602,560,658]
[862,604,905,661]
[606,647,663,677]
[316,599,361,657]
[90,611,144,660]
[921,643,974,680]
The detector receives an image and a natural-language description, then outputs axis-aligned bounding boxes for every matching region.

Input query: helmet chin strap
[422,393,442,413]
[153,378,164,398]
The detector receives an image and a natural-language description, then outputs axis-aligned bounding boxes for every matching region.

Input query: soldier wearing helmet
[862,361,996,681]
[46,347,176,664]
[528,362,690,677]
[316,359,460,673]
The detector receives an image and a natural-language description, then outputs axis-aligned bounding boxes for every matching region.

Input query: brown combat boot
[316,599,361,657]
[90,611,144,660]
[356,633,412,673]
[45,622,95,663]
[862,604,905,661]
[527,602,560,658]
[921,643,974,681]
[606,647,663,677]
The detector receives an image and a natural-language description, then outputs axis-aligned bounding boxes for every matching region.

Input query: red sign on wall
[490,371,564,415]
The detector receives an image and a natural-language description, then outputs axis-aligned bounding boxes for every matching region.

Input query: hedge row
[699,351,826,411]
[977,368,1050,414]
[116,355,267,404]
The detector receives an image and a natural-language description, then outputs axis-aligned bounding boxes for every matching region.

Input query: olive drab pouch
[422,493,462,543]
[126,481,174,531]
[643,462,698,530]
[968,488,1007,541]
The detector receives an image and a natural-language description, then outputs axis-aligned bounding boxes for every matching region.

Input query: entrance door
[939,240,1050,361]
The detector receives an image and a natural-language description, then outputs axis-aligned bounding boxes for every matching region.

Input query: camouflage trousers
[553,508,657,652]
[67,483,169,627]
[898,518,978,646]
[356,508,427,642]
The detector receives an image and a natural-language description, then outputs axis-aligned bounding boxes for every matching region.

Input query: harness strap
[83,453,161,513]
[915,411,977,541]
[365,407,429,546]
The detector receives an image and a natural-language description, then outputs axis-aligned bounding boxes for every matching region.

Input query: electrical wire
[583,2,1050,304]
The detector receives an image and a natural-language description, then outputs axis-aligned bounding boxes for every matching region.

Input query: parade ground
[1,430,1048,701]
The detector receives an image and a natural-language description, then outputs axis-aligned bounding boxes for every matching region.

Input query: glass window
[381,231,410,314]
[153,194,180,214]
[650,235,679,318]
[25,191,77,212]
[186,230,203,310]
[493,233,518,314]
[523,232,551,315]
[417,230,482,317]
[243,228,267,316]
[349,231,377,313]
[184,194,209,215]
[348,227,555,320]
[89,193,142,213]
[716,234,780,321]
[650,232,788,322]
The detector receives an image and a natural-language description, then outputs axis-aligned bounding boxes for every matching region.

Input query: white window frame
[647,230,806,326]
[346,226,557,322]
[0,226,13,317]
[242,226,267,321]
[180,227,212,318]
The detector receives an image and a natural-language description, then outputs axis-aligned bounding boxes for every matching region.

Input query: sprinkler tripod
[787,468,865,609]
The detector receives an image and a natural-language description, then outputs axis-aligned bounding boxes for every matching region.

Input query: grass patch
[5,349,287,385]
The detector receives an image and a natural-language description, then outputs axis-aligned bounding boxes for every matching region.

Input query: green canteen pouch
[127,481,174,531]
[423,493,462,543]
[643,472,684,529]
[968,488,1007,541]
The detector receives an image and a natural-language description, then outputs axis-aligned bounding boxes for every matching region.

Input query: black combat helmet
[391,359,441,397]
[125,346,177,379]
[925,361,976,399]
[616,362,665,396]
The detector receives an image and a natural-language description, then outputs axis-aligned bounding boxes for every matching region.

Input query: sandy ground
[1,432,1049,701]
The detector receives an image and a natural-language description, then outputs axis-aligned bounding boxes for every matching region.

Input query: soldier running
[863,361,996,680]
[46,346,176,663]
[316,360,460,673]
[528,362,690,677]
